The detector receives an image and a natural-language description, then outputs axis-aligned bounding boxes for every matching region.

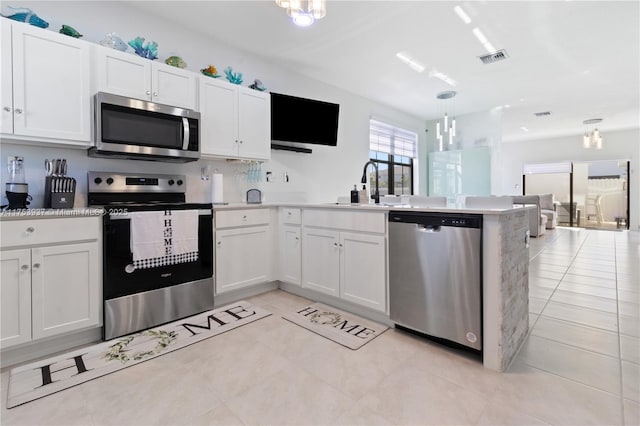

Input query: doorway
[522,160,630,230]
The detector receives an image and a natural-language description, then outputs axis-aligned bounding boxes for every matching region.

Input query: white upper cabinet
[200,77,270,161]
[1,20,91,144]
[94,46,197,110]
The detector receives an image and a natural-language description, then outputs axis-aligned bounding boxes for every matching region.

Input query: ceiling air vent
[479,49,509,64]
[534,111,552,117]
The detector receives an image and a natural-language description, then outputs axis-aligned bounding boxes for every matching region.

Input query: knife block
[44,176,76,209]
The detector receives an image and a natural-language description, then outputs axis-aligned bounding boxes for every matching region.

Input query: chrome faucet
[360,161,380,204]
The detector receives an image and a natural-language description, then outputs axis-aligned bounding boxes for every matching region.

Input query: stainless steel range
[88,172,213,340]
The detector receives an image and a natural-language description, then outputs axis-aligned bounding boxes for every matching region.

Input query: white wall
[500,128,640,230]
[0,1,425,207]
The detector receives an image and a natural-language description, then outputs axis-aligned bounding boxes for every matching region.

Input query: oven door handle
[107,209,212,220]
[182,117,190,150]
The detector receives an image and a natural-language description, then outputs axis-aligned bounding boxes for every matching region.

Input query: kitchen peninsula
[0,203,530,372]
[213,202,532,372]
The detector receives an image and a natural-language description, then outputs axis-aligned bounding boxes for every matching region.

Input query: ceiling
[126,1,640,143]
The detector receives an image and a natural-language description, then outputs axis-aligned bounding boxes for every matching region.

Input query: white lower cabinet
[31,243,101,340]
[301,211,387,313]
[281,226,301,286]
[0,249,32,348]
[302,228,340,296]
[0,217,102,350]
[339,232,386,311]
[214,209,272,294]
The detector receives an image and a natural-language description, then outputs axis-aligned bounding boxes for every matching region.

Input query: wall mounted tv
[270,92,340,148]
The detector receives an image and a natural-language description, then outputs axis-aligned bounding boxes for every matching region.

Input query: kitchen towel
[130,210,199,269]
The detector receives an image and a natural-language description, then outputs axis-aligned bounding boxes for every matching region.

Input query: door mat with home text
[282,303,388,350]
[7,301,270,408]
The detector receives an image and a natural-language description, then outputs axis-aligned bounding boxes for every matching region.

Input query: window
[369,119,417,195]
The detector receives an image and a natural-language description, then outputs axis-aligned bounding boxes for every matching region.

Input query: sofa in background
[513,194,557,237]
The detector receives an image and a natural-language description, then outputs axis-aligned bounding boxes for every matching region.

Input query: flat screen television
[270,92,339,146]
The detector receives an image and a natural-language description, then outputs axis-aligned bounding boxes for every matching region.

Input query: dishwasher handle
[419,225,441,233]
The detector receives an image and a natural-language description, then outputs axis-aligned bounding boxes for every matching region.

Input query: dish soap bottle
[359,184,369,204]
[350,185,359,203]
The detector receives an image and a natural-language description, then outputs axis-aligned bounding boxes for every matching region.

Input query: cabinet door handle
[146,90,151,95]
[21,264,29,270]
[333,242,338,247]
[25,227,35,234]
[32,263,41,269]
[216,241,221,246]
[14,108,23,114]
[153,92,158,97]
[242,215,247,219]
[239,140,244,144]
[295,237,300,241]
[339,243,343,247]
[287,212,292,216]
[3,106,11,112]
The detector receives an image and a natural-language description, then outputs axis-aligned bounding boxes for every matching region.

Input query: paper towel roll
[211,174,224,204]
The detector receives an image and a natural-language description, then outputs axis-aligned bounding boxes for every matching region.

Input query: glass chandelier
[275,0,327,27]
[583,118,603,149]
[436,91,457,151]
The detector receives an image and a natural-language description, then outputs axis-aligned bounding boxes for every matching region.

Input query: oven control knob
[168,179,175,186]
[94,177,102,184]
[106,177,114,185]
[177,179,183,186]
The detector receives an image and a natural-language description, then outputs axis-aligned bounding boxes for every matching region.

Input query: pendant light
[276,0,326,27]
[582,118,603,149]
[436,91,457,151]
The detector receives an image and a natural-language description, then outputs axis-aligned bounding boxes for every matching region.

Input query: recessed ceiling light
[429,68,457,86]
[292,13,314,27]
[453,5,472,24]
[396,51,425,73]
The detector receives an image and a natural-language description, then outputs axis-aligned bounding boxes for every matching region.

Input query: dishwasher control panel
[389,211,482,229]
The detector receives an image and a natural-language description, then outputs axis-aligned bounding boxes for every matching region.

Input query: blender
[6,156,31,210]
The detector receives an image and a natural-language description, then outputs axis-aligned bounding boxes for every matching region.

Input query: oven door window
[101,103,185,149]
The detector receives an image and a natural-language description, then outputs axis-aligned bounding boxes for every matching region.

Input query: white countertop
[212,202,534,216]
[0,208,104,221]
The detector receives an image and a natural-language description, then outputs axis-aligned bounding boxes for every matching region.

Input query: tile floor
[1,227,638,425]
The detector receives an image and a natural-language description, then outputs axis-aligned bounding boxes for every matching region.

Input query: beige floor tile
[570,260,617,272]
[529,296,547,314]
[541,301,618,332]
[517,335,621,394]
[189,402,245,426]
[225,366,355,425]
[625,399,639,426]
[528,263,568,273]
[621,300,640,318]
[529,276,560,290]
[256,319,335,361]
[193,338,291,403]
[292,339,398,400]
[550,289,618,313]
[621,334,640,364]
[620,315,640,338]
[622,361,640,402]
[332,403,392,426]
[358,364,490,425]
[1,378,94,425]
[494,360,623,425]
[530,269,565,281]
[558,281,618,299]
[567,267,616,280]
[82,360,219,425]
[360,327,428,362]
[562,273,617,288]
[531,316,619,357]
[475,402,551,426]
[402,340,505,397]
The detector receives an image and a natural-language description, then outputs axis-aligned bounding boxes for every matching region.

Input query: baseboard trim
[1,327,102,370]
[278,281,393,327]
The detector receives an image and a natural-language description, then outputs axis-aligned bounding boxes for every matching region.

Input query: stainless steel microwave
[90,92,200,163]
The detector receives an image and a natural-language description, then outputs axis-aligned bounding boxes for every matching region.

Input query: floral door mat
[282,303,388,350]
[7,301,270,408]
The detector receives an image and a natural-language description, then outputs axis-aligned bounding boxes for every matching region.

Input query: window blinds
[369,119,417,158]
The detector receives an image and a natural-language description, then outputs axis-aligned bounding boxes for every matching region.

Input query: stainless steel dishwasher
[389,211,482,352]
